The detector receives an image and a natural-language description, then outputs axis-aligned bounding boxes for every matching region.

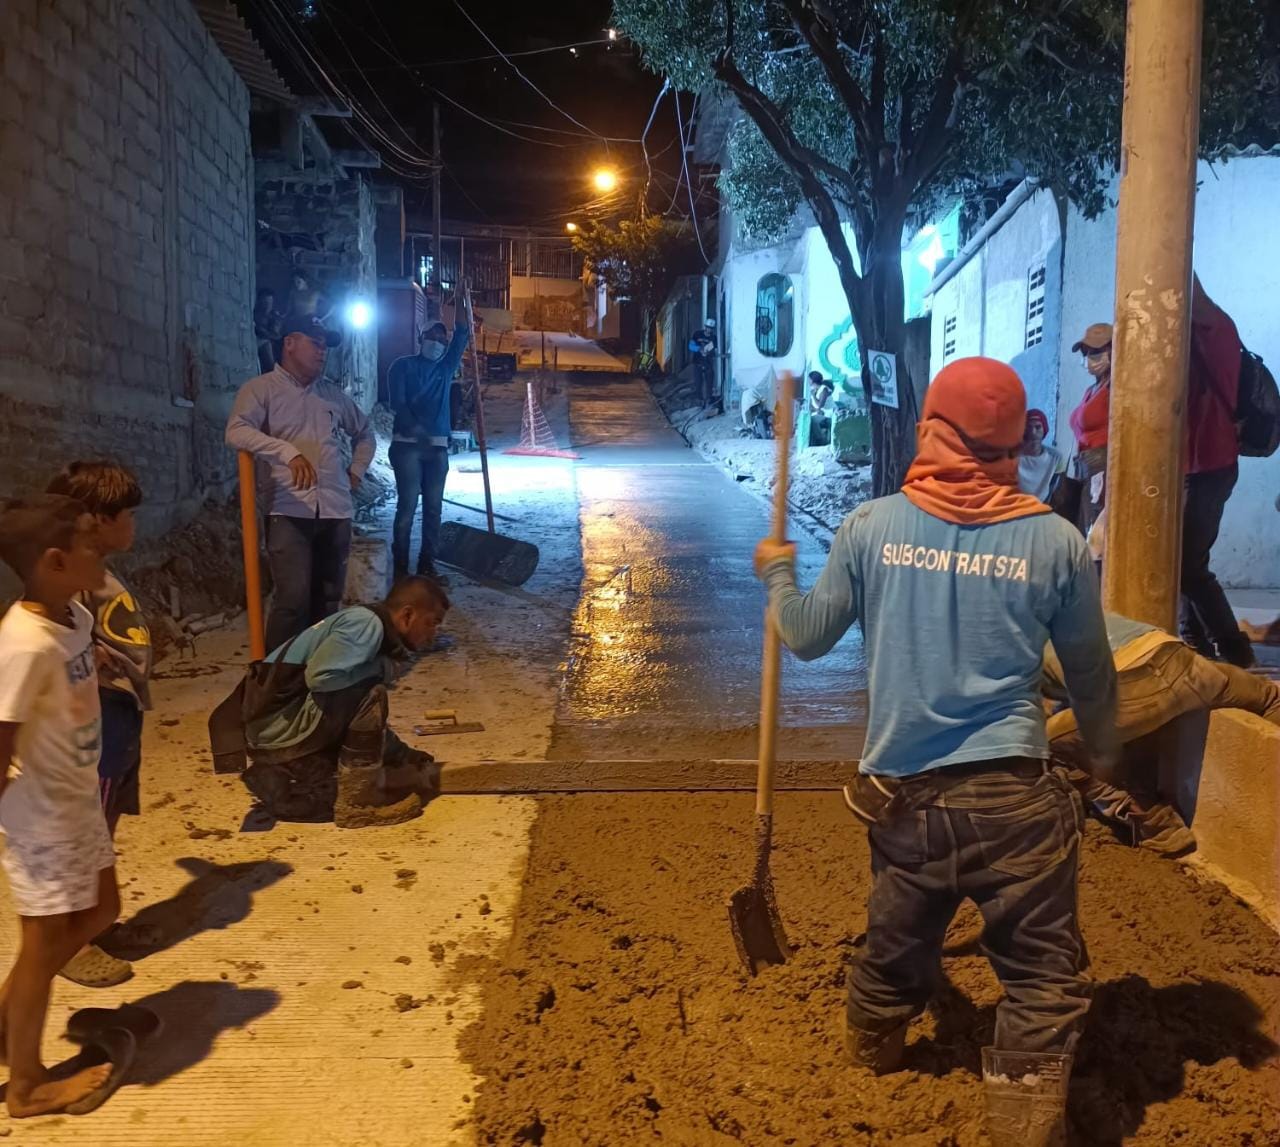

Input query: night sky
[240,0,697,229]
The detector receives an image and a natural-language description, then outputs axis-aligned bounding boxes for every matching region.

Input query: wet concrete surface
[549,378,867,761]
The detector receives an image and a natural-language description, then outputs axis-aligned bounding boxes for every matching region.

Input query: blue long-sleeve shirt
[387,326,470,443]
[246,606,393,751]
[226,366,374,519]
[762,492,1118,777]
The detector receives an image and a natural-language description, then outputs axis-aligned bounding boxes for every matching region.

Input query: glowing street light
[592,168,618,193]
[345,299,374,329]
[565,221,579,233]
[607,28,618,41]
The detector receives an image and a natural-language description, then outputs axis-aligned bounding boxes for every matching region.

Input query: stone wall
[0,0,257,535]
[255,173,379,412]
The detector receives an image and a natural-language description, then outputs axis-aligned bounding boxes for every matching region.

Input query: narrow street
[553,379,865,762]
[4,379,1277,1146]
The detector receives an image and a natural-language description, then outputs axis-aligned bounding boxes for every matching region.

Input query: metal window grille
[942,314,958,362]
[1025,263,1047,348]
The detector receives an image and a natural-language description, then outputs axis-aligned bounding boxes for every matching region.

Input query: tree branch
[781,0,879,165]
[713,48,864,296]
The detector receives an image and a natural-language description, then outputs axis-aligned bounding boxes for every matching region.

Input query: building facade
[927,159,1280,588]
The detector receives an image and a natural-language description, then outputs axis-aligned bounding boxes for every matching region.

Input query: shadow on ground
[104,858,292,960]
[1070,975,1279,1145]
[124,979,281,1086]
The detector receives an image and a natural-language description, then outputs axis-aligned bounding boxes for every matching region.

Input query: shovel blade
[437,521,540,586]
[727,879,791,976]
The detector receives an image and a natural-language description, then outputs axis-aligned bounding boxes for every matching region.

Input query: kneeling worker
[1045,611,1280,855]
[240,576,448,828]
[756,359,1116,1140]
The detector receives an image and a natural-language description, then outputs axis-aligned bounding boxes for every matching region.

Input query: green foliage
[615,0,1280,245]
[572,216,701,320]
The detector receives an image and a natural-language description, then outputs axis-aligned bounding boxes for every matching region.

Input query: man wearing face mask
[387,293,473,584]
[1067,323,1112,535]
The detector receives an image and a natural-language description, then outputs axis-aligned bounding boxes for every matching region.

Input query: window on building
[754,273,794,357]
[1025,262,1047,348]
[942,314,958,363]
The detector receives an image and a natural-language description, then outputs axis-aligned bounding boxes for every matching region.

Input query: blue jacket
[762,493,1118,777]
[387,327,470,442]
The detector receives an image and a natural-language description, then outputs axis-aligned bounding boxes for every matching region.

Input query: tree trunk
[850,212,919,497]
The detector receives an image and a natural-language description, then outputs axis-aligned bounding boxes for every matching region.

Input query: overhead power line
[674,92,710,264]
[352,38,615,71]
[452,0,614,144]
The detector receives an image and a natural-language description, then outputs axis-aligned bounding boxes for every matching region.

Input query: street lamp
[592,168,618,193]
[565,221,579,233]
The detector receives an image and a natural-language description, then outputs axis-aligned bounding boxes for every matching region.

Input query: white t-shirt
[0,602,103,843]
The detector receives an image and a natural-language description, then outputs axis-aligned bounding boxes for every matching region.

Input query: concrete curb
[1190,708,1280,928]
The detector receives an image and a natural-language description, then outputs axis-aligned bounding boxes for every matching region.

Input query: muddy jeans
[243,682,404,820]
[848,763,1089,1055]
[1050,641,1280,772]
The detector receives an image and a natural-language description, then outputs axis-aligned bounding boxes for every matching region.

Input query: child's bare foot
[6,1062,112,1117]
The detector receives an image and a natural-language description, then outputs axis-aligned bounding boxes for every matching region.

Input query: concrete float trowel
[434,281,540,586]
[728,372,794,975]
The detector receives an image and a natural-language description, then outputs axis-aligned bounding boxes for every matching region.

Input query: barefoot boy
[0,496,120,1116]
[47,462,151,987]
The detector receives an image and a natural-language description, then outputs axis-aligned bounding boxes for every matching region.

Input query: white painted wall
[722,238,807,403]
[928,188,1064,427]
[930,163,1278,587]
[1055,158,1280,587]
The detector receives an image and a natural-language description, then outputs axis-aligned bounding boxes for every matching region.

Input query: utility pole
[1102,0,1203,631]
[432,102,443,321]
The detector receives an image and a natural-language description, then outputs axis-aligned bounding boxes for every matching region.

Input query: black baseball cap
[279,314,342,348]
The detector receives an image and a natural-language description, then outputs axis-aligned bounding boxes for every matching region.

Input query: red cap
[923,357,1027,450]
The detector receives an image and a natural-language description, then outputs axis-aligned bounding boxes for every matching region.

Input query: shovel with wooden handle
[727,371,795,976]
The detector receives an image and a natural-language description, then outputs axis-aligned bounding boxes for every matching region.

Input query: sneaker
[1126,802,1196,857]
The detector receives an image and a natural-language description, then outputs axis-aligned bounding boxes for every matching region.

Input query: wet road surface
[549,378,867,761]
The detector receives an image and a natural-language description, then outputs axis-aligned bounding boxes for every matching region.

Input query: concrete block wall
[0,0,257,535]
[255,173,378,412]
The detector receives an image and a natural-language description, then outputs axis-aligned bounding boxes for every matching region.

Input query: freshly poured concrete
[552,379,866,763]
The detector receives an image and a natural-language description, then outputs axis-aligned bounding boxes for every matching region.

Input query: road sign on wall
[868,350,898,408]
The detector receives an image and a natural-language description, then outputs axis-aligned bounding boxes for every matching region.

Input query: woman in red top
[1067,323,1113,533]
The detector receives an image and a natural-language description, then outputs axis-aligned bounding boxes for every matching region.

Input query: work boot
[333,763,422,829]
[332,685,422,829]
[418,562,451,587]
[843,1016,908,1074]
[981,1047,1071,1147]
[382,742,442,801]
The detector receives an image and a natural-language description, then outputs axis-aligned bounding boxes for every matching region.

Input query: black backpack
[1237,348,1280,457]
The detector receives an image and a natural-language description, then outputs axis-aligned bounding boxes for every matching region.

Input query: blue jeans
[390,441,449,576]
[265,515,352,653]
[848,763,1090,1054]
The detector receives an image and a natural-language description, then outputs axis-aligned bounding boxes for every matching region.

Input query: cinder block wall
[0,0,256,535]
[255,174,379,412]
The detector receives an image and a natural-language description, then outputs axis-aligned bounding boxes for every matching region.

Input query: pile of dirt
[458,794,1279,1144]
[118,497,250,660]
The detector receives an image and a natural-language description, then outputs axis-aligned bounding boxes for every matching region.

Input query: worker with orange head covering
[754,357,1116,1140]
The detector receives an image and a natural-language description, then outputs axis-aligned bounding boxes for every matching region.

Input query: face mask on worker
[420,340,445,362]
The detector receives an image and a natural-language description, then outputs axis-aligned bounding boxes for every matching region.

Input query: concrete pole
[1102,0,1203,630]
